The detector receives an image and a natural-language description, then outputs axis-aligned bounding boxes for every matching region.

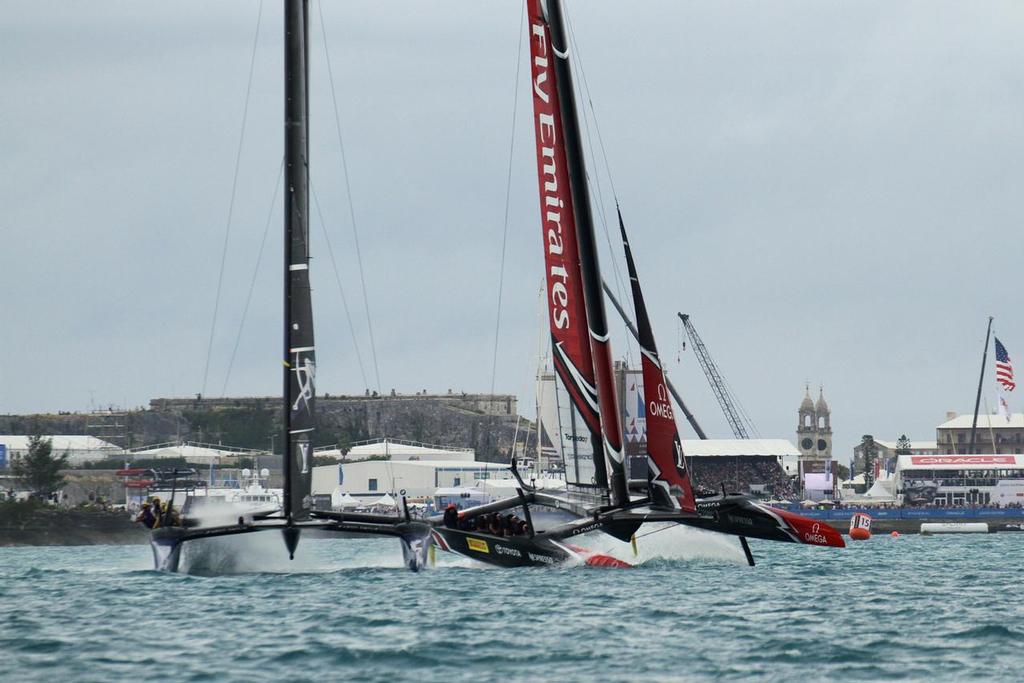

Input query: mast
[969,316,993,454]
[283,0,316,523]
[543,0,629,505]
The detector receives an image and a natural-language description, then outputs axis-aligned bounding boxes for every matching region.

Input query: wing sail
[617,208,696,512]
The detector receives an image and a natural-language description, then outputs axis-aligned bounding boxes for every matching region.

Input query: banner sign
[910,456,1016,466]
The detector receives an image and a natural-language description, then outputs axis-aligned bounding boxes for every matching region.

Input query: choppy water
[1,526,1021,682]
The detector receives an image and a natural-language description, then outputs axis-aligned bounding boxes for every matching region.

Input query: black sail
[283,0,315,521]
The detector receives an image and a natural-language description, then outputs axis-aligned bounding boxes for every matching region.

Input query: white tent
[373,493,397,508]
[331,488,360,509]
[861,479,896,503]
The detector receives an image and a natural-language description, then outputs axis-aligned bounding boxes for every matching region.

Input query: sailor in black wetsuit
[443,503,459,529]
[134,502,156,529]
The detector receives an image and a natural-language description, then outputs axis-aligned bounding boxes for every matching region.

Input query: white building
[312,458,512,501]
[897,453,1024,506]
[0,435,121,467]
[935,412,1024,455]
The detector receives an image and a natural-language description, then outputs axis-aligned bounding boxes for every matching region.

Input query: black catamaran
[150,0,432,572]
[426,0,844,568]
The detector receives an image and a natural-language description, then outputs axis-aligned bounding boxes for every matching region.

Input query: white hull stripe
[289,263,308,271]
[290,346,315,353]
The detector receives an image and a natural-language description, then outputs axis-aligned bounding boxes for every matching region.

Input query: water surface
[1,527,1020,682]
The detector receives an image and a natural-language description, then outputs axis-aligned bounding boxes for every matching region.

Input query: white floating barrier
[920,522,989,535]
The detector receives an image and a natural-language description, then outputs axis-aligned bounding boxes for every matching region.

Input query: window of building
[453,477,461,487]
[368,478,378,491]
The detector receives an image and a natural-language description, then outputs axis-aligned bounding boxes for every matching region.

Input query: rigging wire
[221,159,284,396]
[562,2,635,367]
[310,179,371,391]
[317,0,382,394]
[489,0,528,396]
[201,0,264,396]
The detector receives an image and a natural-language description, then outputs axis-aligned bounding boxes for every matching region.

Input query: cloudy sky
[2,1,1022,460]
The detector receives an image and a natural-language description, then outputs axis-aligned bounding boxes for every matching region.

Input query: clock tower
[814,386,832,458]
[797,385,817,457]
[797,385,832,459]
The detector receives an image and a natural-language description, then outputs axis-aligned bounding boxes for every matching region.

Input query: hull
[430,528,573,567]
[429,527,631,568]
[680,495,845,548]
[148,515,433,572]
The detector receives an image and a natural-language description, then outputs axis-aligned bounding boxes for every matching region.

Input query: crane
[677,313,757,439]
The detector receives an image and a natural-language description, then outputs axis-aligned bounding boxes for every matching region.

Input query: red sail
[527,0,605,487]
[618,209,696,512]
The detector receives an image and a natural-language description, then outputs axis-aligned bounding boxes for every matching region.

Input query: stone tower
[814,386,832,458]
[797,385,833,459]
[797,385,817,457]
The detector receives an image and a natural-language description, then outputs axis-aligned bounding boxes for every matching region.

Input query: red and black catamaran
[425,0,843,569]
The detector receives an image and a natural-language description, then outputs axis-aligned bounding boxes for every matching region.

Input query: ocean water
[1,526,1021,683]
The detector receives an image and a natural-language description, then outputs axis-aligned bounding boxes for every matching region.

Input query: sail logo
[291,351,315,414]
[648,382,674,420]
[531,13,573,332]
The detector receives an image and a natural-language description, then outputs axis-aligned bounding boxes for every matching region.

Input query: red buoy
[849,512,872,540]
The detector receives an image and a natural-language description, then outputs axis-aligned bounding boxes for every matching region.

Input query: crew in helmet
[443,503,459,529]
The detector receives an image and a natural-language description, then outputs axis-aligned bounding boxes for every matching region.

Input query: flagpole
[983,397,997,455]
[969,316,994,454]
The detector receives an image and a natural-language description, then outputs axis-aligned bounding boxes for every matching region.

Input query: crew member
[134,502,156,529]
[443,503,459,529]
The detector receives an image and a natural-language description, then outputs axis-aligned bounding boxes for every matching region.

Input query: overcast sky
[2,1,1022,460]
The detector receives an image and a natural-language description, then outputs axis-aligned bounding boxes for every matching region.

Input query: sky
[2,1,1022,462]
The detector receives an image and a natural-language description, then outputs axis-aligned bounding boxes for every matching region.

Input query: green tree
[895,434,912,456]
[12,436,69,500]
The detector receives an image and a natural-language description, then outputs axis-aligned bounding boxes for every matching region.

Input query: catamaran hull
[148,515,432,573]
[680,496,845,548]
[430,528,575,567]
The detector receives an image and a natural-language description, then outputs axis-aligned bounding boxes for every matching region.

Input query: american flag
[995,337,1015,391]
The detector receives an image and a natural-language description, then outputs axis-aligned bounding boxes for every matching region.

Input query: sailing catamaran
[149,0,432,572]
[426,0,844,568]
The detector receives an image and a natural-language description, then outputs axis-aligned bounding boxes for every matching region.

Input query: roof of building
[0,435,120,451]
[815,388,830,414]
[338,438,475,461]
[131,443,243,463]
[872,440,938,451]
[937,413,1024,429]
[680,439,800,458]
[800,387,814,411]
[331,459,510,470]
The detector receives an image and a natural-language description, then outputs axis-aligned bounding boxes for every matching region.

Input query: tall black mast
[969,316,993,454]
[283,0,316,528]
[544,0,629,506]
